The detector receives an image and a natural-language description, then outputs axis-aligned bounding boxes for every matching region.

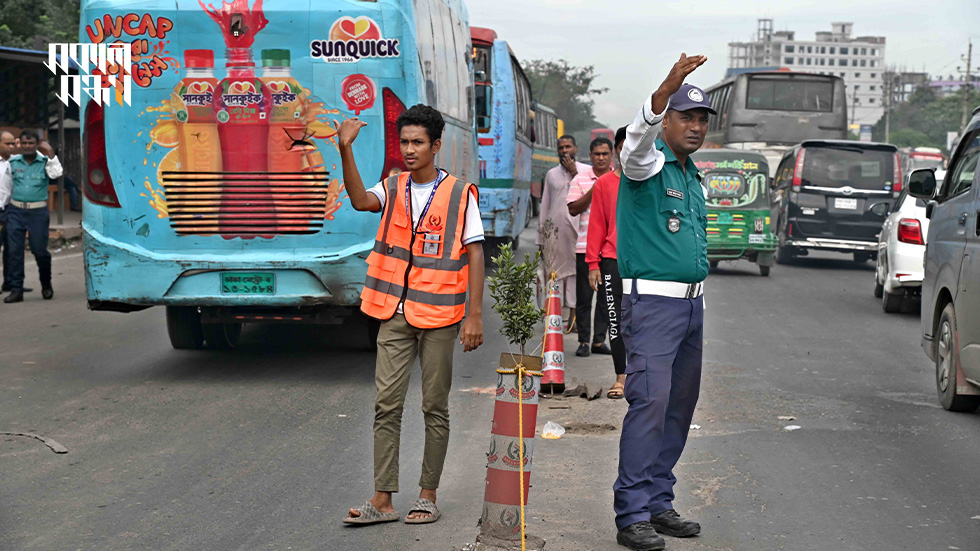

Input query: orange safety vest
[360,171,477,329]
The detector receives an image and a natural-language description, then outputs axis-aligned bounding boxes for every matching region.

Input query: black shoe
[1,284,31,292]
[4,291,23,303]
[592,342,613,355]
[649,509,700,538]
[616,521,665,550]
[41,287,53,300]
[575,342,591,357]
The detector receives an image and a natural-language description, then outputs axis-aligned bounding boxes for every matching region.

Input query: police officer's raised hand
[652,53,707,114]
[335,118,367,148]
[37,140,55,158]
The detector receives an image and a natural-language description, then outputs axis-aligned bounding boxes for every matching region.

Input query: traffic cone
[479,353,541,543]
[541,271,565,394]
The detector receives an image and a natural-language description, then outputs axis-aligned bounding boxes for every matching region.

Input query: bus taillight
[791,148,806,192]
[381,88,407,180]
[82,100,120,208]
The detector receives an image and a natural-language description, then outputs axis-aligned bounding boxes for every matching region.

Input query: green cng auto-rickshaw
[692,149,776,276]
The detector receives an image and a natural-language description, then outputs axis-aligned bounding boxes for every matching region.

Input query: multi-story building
[729,20,886,126]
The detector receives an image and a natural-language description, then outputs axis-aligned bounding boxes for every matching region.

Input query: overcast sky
[467,0,980,126]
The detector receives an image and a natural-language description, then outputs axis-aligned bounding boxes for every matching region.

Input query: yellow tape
[495,362,542,551]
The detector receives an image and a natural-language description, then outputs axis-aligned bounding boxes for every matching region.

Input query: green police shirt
[616,100,708,284]
[10,153,54,203]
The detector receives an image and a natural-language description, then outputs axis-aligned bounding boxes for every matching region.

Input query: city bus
[703,71,847,175]
[530,102,560,215]
[591,128,614,143]
[471,26,533,246]
[80,0,477,349]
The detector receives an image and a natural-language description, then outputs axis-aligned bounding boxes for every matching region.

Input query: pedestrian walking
[567,137,614,357]
[613,54,714,551]
[336,104,485,526]
[586,126,628,398]
[537,135,584,326]
[4,130,63,304]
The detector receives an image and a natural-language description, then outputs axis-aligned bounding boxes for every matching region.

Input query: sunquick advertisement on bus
[80,0,476,311]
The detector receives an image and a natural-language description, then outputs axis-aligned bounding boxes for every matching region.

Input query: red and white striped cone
[540,272,565,394]
[479,354,541,542]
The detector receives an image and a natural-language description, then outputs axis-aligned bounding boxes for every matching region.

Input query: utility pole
[884,70,892,144]
[962,39,974,129]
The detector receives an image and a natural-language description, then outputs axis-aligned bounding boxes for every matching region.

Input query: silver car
[909,109,980,412]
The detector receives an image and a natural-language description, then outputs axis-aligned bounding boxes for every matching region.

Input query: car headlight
[754,218,765,233]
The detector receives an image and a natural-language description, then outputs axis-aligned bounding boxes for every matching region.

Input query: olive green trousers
[373,313,459,492]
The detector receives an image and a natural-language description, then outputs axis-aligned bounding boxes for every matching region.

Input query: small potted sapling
[488,242,545,373]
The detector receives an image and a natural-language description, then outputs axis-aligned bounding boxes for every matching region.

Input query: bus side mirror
[908,168,937,200]
[474,70,487,83]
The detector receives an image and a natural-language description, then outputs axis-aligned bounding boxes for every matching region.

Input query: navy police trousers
[613,283,703,529]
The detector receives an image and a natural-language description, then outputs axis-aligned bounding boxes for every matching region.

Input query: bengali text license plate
[834,198,858,210]
[221,272,275,295]
[749,234,765,244]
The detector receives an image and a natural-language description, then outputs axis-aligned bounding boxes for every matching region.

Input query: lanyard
[405,169,445,235]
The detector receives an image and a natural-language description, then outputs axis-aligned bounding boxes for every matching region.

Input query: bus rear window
[746,77,834,112]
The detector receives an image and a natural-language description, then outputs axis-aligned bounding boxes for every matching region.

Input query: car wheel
[202,322,243,350]
[874,252,885,298]
[936,303,980,412]
[775,232,795,265]
[882,289,903,313]
[759,265,771,277]
[710,260,719,269]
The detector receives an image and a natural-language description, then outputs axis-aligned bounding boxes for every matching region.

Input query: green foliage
[873,86,980,152]
[523,59,608,134]
[888,128,932,148]
[487,243,543,356]
[0,0,80,49]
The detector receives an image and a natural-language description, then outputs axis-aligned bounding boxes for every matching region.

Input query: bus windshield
[746,76,834,112]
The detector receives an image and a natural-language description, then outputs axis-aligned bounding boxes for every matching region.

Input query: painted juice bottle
[260,49,307,174]
[214,47,272,173]
[171,49,223,173]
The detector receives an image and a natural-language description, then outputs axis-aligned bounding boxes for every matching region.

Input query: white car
[873,171,942,312]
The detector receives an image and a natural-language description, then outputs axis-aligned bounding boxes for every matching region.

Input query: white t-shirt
[366,170,484,245]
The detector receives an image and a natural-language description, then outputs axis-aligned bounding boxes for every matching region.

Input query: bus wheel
[202,322,243,350]
[166,306,204,350]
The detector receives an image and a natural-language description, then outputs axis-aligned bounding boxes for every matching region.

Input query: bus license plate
[221,272,275,295]
[749,234,765,244]
[717,213,734,225]
[835,198,858,210]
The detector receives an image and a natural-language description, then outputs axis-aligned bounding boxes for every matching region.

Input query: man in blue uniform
[613,53,714,551]
[4,130,63,304]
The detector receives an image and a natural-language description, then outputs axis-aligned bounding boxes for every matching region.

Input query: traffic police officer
[613,53,714,551]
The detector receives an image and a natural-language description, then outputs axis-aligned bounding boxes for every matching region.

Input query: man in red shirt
[586,127,628,398]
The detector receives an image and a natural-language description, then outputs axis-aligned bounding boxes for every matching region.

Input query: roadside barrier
[479,353,542,550]
[540,271,565,394]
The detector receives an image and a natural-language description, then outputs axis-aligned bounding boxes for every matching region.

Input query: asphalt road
[2,230,979,551]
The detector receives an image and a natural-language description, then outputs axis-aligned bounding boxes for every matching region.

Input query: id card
[422,233,441,256]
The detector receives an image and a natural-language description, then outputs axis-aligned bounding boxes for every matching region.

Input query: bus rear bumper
[83,227,370,309]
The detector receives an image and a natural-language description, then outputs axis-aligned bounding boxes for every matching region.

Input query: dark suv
[772,140,901,263]
[908,106,980,412]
